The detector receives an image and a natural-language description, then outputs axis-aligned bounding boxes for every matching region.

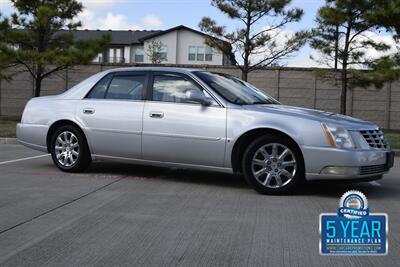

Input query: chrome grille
[360,129,389,149]
[359,165,386,175]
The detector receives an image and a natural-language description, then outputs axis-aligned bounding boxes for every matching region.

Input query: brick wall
[0,64,399,129]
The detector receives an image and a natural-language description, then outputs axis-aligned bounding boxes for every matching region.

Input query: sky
[0,0,390,67]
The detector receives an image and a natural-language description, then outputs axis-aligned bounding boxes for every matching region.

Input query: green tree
[199,0,308,81]
[146,40,167,64]
[367,0,400,36]
[310,0,392,115]
[0,13,14,80]
[0,0,110,97]
[365,0,400,82]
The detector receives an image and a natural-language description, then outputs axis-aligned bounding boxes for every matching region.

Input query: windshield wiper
[247,101,270,105]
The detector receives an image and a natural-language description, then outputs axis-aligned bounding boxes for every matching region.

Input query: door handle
[149,111,164,118]
[83,108,95,115]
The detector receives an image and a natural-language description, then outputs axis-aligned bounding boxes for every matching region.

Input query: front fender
[225,107,328,168]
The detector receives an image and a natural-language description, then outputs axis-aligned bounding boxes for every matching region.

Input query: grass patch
[382,129,400,150]
[0,120,18,138]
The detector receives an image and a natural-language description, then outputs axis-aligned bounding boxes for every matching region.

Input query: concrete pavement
[0,143,399,266]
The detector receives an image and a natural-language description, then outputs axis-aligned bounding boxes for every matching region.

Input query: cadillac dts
[17,67,395,194]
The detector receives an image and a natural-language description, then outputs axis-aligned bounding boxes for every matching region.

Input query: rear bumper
[16,123,48,153]
[302,145,394,181]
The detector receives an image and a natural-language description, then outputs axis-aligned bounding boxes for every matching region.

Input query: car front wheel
[242,134,304,195]
[50,125,91,172]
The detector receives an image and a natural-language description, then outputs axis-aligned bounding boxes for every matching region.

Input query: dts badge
[319,190,388,255]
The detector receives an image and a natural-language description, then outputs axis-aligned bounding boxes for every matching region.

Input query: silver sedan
[17,67,395,194]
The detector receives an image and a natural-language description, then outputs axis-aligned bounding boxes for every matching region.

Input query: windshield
[193,71,280,105]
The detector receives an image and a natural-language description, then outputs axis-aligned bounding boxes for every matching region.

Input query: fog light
[320,166,359,176]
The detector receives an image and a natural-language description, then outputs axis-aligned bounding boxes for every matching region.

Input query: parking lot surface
[0,143,399,266]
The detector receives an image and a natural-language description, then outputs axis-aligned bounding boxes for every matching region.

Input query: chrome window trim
[144,99,224,108]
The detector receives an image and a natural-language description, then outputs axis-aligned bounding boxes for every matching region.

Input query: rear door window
[105,75,145,100]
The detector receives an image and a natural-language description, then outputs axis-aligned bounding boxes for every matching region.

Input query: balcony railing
[92,56,125,64]
[107,57,125,63]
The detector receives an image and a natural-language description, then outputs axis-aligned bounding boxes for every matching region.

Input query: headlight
[322,123,355,149]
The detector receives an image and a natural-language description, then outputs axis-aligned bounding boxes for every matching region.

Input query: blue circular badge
[338,190,369,219]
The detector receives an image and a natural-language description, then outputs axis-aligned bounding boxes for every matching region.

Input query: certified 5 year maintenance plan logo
[319,190,388,255]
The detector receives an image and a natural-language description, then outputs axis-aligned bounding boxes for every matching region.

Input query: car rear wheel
[242,134,304,195]
[50,125,91,172]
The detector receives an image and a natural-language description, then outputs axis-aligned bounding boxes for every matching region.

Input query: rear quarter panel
[19,98,86,150]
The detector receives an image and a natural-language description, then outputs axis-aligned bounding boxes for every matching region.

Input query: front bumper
[302,145,394,181]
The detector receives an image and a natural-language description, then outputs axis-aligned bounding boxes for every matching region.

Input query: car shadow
[297,179,399,200]
[87,161,248,189]
[84,161,398,199]
[86,161,170,178]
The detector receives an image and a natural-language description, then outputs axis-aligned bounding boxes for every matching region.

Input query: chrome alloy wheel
[251,143,297,188]
[55,131,79,167]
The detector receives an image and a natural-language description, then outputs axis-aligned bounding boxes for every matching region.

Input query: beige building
[71,25,231,65]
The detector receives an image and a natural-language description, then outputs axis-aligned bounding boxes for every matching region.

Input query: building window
[205,46,213,61]
[188,46,196,61]
[108,47,124,63]
[188,46,213,62]
[159,45,167,61]
[135,48,144,63]
[197,46,205,61]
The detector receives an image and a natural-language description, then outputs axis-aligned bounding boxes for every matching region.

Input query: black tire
[242,134,305,195]
[50,125,91,172]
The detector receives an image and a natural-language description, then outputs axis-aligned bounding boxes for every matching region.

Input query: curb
[0,137,399,156]
[0,138,18,144]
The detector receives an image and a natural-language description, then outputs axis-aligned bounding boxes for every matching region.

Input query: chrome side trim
[142,131,222,141]
[86,128,222,140]
[87,127,142,135]
[92,154,233,173]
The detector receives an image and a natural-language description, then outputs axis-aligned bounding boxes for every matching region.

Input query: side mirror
[185,89,212,106]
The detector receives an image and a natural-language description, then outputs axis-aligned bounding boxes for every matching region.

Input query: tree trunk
[34,77,42,97]
[340,22,351,115]
[241,70,248,81]
[334,24,339,70]
[241,3,251,82]
[340,69,347,115]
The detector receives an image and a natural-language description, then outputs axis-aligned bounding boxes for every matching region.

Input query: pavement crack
[0,176,126,236]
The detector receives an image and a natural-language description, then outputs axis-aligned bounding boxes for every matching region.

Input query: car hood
[242,104,378,130]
